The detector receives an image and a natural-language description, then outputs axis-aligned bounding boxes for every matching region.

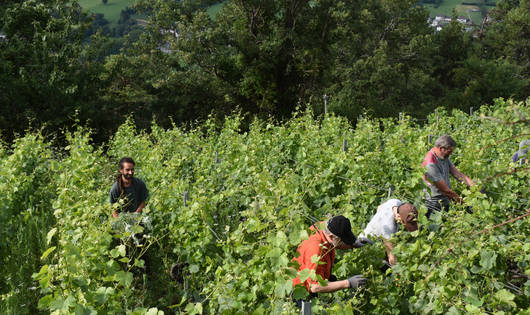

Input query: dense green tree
[0,0,104,142]
[327,0,436,117]
[429,4,529,110]
[450,57,527,109]
[0,0,528,144]
[482,0,530,95]
[135,0,346,119]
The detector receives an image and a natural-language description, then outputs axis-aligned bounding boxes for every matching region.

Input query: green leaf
[494,289,515,307]
[117,244,126,257]
[46,227,57,245]
[115,271,133,287]
[251,305,265,315]
[293,285,308,300]
[479,250,497,270]
[41,246,56,260]
[93,287,115,305]
[465,304,481,313]
[189,264,199,273]
[315,274,328,286]
[285,267,298,278]
[72,277,88,288]
[32,264,49,280]
[310,254,321,264]
[110,249,119,258]
[266,248,281,258]
[145,307,163,315]
[274,279,292,298]
[134,258,145,268]
[74,303,90,315]
[464,294,483,307]
[298,269,311,283]
[131,225,144,234]
[194,302,203,314]
[37,294,53,310]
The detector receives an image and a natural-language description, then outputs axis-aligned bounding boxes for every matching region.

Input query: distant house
[429,14,473,32]
[161,28,179,39]
[457,16,471,24]
[0,32,6,42]
[158,28,179,54]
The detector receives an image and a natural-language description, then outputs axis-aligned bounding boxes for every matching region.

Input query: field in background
[78,0,136,27]
[422,0,496,25]
[207,1,226,19]
[78,0,225,25]
[77,0,493,30]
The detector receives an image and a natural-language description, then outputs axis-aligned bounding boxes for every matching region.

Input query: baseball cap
[397,203,418,232]
[327,215,356,246]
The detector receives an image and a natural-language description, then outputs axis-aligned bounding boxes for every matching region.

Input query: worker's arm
[135,200,146,213]
[384,240,397,266]
[334,241,353,250]
[110,184,120,218]
[433,180,463,203]
[450,166,474,187]
[310,279,350,293]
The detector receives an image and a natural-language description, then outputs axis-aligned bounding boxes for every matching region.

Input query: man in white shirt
[358,199,418,266]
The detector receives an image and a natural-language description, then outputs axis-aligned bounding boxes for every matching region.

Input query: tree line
[1,0,528,144]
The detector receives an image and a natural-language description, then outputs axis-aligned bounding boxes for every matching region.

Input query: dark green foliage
[0,0,104,143]
[0,134,58,314]
[0,0,528,147]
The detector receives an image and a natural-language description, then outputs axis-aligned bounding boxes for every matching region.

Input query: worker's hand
[388,255,397,266]
[348,275,367,289]
[352,237,373,248]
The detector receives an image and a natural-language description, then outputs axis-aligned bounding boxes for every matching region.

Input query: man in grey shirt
[421,135,474,217]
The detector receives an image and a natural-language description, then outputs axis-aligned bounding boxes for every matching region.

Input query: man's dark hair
[116,157,135,194]
[119,157,135,169]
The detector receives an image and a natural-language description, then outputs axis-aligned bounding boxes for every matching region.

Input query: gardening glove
[352,237,373,248]
[348,274,367,289]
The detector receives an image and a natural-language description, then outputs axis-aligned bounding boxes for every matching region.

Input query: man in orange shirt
[292,215,367,297]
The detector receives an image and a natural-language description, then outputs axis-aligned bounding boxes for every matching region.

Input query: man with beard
[422,135,474,217]
[110,157,149,218]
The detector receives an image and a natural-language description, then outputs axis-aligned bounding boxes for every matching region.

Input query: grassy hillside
[207,1,226,18]
[77,0,494,29]
[422,0,497,25]
[78,0,136,27]
[79,0,225,26]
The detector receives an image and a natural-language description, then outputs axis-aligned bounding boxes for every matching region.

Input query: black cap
[327,215,356,246]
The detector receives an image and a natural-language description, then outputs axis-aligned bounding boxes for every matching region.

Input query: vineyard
[0,98,528,314]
